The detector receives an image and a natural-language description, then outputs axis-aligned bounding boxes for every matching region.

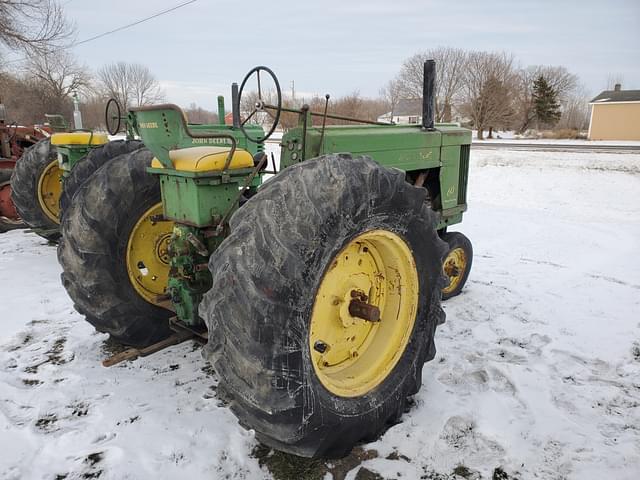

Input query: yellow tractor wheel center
[309,230,419,398]
[37,159,63,223]
[126,203,173,305]
[442,247,467,295]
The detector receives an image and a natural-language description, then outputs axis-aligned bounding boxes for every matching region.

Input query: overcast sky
[46,0,640,108]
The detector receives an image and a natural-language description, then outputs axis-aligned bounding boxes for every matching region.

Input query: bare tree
[128,63,164,107]
[543,66,579,100]
[240,89,386,132]
[332,90,363,120]
[379,78,402,123]
[0,67,73,124]
[397,47,468,122]
[98,62,127,110]
[557,84,590,130]
[514,65,578,133]
[513,67,538,134]
[184,102,218,124]
[98,62,164,111]
[0,0,74,54]
[1,50,89,124]
[309,91,373,126]
[240,89,279,128]
[604,73,624,90]
[357,97,388,123]
[460,51,516,139]
[79,93,109,130]
[27,50,91,101]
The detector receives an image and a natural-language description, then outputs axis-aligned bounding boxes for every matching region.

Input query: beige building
[588,85,640,141]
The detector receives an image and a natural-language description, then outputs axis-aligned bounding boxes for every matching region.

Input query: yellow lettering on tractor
[191,138,231,145]
[139,122,159,129]
[447,185,456,196]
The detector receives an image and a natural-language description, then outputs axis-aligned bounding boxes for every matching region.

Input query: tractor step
[102,330,194,367]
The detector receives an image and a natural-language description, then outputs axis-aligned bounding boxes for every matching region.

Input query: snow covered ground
[474,138,640,146]
[470,130,640,146]
[1,149,639,479]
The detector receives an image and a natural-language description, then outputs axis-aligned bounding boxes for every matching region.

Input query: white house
[377,99,423,124]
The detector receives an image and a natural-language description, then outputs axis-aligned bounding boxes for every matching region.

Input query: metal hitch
[348,299,381,322]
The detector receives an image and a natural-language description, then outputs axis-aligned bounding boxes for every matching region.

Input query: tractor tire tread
[200,153,448,458]
[57,148,172,347]
[59,139,143,215]
[9,139,60,241]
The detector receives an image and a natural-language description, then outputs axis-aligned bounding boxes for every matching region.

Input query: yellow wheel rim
[37,159,62,223]
[442,247,467,295]
[126,203,173,306]
[309,230,420,398]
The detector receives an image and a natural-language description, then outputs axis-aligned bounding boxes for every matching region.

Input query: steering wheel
[237,66,282,143]
[105,98,122,135]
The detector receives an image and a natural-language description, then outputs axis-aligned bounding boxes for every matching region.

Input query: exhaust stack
[422,60,436,131]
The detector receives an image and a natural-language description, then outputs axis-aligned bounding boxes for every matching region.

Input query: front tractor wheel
[441,231,473,300]
[57,148,173,347]
[201,154,448,458]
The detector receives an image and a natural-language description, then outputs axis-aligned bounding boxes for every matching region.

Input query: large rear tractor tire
[201,154,448,458]
[57,149,173,347]
[10,139,61,241]
[441,231,473,300]
[59,139,143,216]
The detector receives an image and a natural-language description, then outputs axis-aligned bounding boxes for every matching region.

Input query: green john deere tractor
[10,97,254,241]
[9,110,119,241]
[58,61,473,458]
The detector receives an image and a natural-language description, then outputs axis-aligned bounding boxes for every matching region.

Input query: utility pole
[291,80,295,101]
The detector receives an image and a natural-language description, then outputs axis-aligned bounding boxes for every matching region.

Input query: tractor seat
[151,146,254,172]
[51,132,108,146]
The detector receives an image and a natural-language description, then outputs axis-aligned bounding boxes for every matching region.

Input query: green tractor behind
[0,109,64,233]
[9,115,113,241]
[58,62,473,458]
[9,97,258,241]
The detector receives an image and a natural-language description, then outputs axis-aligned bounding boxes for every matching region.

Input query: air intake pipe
[422,60,436,131]
[231,82,241,128]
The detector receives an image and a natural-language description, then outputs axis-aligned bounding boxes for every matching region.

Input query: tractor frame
[127,62,471,338]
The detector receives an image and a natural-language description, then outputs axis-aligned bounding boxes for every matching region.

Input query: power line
[73,0,198,47]
[1,0,198,65]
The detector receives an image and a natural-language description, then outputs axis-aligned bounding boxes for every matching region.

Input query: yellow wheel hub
[126,203,173,305]
[309,230,419,397]
[442,247,467,295]
[37,159,63,223]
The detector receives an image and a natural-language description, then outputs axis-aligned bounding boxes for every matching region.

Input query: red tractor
[0,102,63,232]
